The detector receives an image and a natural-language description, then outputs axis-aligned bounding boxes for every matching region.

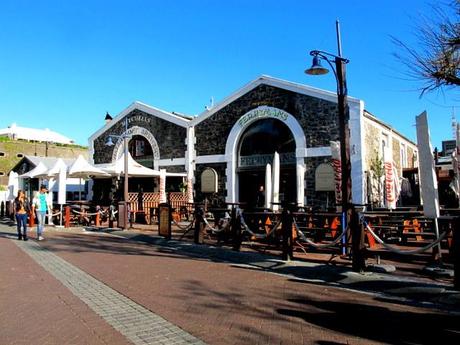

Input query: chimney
[105,112,113,125]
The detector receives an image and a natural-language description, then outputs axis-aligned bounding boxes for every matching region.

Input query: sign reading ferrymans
[238,106,289,128]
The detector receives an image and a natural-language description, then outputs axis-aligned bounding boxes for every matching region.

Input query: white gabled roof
[88,101,190,144]
[0,123,74,144]
[190,75,362,126]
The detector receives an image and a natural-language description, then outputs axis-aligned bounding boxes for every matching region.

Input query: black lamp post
[305,21,365,271]
[106,116,130,230]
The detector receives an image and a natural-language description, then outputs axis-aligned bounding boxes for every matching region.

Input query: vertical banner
[330,141,342,206]
[187,177,194,204]
[384,146,396,209]
[265,163,272,209]
[296,164,305,207]
[159,169,167,203]
[451,123,460,198]
[272,152,280,211]
[416,111,440,218]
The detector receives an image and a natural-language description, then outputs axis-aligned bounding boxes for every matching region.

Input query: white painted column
[296,163,305,207]
[185,126,195,203]
[272,152,280,211]
[265,163,272,209]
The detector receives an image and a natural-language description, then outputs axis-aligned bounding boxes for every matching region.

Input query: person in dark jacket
[14,190,31,241]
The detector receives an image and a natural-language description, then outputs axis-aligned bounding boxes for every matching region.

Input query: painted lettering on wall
[238,106,289,128]
[128,115,152,124]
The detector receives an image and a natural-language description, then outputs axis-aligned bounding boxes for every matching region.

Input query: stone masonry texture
[93,109,187,164]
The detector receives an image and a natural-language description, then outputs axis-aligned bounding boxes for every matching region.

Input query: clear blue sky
[0,0,457,148]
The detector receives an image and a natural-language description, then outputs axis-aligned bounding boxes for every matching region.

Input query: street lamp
[305,21,364,272]
[106,115,130,230]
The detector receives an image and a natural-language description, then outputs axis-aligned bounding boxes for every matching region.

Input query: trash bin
[118,201,127,229]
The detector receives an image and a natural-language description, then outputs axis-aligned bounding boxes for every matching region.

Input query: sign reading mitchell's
[238,106,289,128]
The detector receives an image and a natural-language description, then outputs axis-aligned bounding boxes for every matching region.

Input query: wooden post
[95,211,100,227]
[64,206,70,228]
[29,210,35,227]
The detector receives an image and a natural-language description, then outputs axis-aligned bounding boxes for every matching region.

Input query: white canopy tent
[68,155,110,179]
[96,152,187,178]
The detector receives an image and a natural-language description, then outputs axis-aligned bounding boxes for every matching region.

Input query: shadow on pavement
[278,297,460,345]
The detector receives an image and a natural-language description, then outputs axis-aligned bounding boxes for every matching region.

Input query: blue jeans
[36,210,47,237]
[15,213,28,238]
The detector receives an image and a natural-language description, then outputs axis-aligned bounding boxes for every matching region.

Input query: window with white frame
[400,143,407,168]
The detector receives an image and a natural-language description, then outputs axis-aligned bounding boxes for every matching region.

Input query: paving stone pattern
[14,240,205,345]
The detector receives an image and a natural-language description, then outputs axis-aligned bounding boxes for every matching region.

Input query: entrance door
[237,118,297,207]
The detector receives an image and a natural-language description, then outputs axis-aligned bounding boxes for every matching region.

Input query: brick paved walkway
[12,237,205,345]
[1,222,460,344]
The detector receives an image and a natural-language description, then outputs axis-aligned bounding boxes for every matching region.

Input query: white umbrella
[69,155,110,200]
[98,152,161,177]
[48,158,67,177]
[265,163,272,209]
[272,152,280,211]
[7,171,19,201]
[68,155,110,179]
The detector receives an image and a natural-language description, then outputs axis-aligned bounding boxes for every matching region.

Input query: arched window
[128,135,153,168]
[238,119,295,168]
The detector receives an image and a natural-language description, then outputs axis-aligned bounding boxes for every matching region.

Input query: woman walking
[14,190,31,241]
[32,185,52,241]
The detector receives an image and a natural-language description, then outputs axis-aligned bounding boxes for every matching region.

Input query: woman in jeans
[14,190,31,241]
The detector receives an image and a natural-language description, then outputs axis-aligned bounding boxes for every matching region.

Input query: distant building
[0,123,74,144]
[0,124,87,186]
[442,140,456,156]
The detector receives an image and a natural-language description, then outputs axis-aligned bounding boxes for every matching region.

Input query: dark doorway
[237,118,296,206]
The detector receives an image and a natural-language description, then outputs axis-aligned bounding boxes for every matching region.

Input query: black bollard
[194,206,205,244]
[281,206,294,261]
[232,207,242,252]
[0,201,4,217]
[351,207,366,272]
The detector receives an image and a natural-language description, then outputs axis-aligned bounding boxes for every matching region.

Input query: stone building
[89,75,418,208]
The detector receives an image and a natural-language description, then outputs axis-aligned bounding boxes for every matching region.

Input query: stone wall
[93,109,187,164]
[195,84,340,156]
[0,140,88,185]
[392,138,401,172]
[363,121,380,171]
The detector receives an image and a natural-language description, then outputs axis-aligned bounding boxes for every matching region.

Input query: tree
[393,1,459,96]
[369,151,385,207]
